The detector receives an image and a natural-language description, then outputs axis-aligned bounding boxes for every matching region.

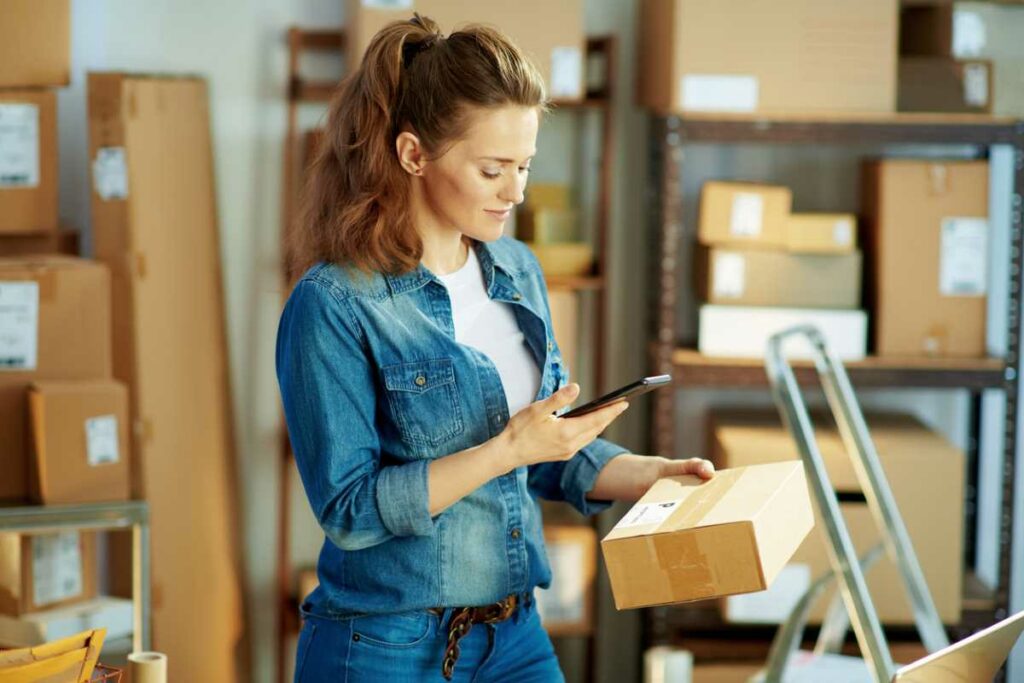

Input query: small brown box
[29,380,131,505]
[862,159,989,357]
[898,57,993,114]
[0,531,97,616]
[0,90,59,233]
[698,182,792,249]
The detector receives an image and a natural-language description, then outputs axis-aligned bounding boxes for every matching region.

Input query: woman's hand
[587,454,716,502]
[498,383,629,469]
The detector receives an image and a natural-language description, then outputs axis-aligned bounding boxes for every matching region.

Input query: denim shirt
[276,236,629,618]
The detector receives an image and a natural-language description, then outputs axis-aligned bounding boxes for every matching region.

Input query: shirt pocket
[381,358,464,449]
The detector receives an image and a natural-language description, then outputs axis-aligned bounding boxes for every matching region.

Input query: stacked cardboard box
[863,160,989,357]
[695,181,867,359]
[0,257,130,505]
[708,410,964,625]
[637,0,898,115]
[897,3,994,114]
[0,1,79,257]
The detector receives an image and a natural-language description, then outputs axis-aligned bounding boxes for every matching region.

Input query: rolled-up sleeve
[276,279,436,550]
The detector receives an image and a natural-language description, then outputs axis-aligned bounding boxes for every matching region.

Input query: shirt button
[510,528,522,539]
[547,341,554,352]
[512,293,522,301]
[415,375,427,387]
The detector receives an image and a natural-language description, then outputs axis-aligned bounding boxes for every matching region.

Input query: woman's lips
[485,208,511,221]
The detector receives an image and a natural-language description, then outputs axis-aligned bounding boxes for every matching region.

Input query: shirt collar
[383,238,517,298]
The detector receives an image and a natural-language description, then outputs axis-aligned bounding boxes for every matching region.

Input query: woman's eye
[481,169,502,179]
[519,167,531,174]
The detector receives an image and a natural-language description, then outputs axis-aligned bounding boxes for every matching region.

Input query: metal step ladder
[753,325,951,682]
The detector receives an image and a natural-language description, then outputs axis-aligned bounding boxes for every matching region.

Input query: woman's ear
[396,131,426,176]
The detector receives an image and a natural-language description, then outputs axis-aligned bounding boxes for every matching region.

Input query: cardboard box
[88,73,243,683]
[0,90,59,233]
[526,242,594,277]
[0,596,132,647]
[536,525,596,636]
[601,461,814,610]
[698,182,792,249]
[347,0,585,101]
[709,411,964,624]
[898,58,993,114]
[695,246,862,308]
[0,257,112,501]
[899,3,953,57]
[786,213,858,254]
[0,532,97,616]
[547,289,579,381]
[517,207,579,243]
[524,183,572,212]
[863,160,988,357]
[0,1,70,88]
[0,229,79,258]
[28,381,131,505]
[637,0,898,114]
[698,305,868,360]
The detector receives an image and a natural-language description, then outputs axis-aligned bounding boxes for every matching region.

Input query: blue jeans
[294,595,564,682]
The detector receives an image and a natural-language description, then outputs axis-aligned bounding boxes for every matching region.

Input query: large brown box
[0,230,79,258]
[28,380,131,505]
[709,410,964,624]
[637,0,898,114]
[898,58,994,114]
[698,182,792,249]
[863,159,989,357]
[0,90,59,233]
[88,72,243,683]
[0,1,70,88]
[0,257,112,501]
[695,246,862,309]
[0,532,97,617]
[346,0,586,101]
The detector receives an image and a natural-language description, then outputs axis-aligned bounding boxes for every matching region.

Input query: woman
[277,14,715,682]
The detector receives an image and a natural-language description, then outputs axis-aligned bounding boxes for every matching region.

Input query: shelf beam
[667,348,1008,391]
[667,112,1021,146]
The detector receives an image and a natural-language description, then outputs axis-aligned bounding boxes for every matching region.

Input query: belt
[431,594,521,680]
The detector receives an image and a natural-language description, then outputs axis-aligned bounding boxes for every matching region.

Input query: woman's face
[417,105,539,242]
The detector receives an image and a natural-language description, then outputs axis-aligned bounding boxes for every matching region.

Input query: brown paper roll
[128,652,167,683]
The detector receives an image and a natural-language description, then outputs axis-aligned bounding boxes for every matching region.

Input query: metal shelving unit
[0,501,151,653]
[275,28,618,682]
[646,113,1024,670]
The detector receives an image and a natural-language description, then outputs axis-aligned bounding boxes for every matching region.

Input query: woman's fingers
[662,457,716,480]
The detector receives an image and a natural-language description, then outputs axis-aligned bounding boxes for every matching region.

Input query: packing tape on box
[652,532,716,601]
[128,651,167,683]
[657,468,744,532]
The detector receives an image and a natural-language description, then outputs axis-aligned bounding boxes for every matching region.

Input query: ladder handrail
[762,325,950,681]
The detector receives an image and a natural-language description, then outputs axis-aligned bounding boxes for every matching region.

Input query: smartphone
[561,375,672,418]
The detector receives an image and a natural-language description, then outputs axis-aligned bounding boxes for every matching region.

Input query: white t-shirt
[437,246,541,416]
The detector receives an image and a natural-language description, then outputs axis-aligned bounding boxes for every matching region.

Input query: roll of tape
[128,651,167,683]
